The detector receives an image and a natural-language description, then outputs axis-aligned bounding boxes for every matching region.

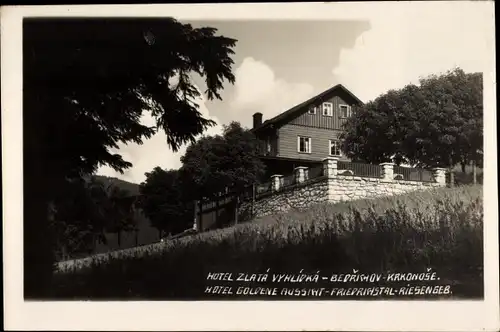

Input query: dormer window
[339,104,352,118]
[322,102,333,117]
[308,106,317,115]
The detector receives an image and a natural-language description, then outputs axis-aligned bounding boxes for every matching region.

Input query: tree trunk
[117,230,121,248]
[215,194,219,228]
[135,229,139,246]
[234,195,240,225]
[24,91,56,299]
[92,233,97,253]
[61,245,67,261]
[198,199,203,231]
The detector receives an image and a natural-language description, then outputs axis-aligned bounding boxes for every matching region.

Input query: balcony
[256,143,278,157]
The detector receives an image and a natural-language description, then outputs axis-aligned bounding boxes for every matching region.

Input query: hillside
[53,185,483,300]
[93,175,141,196]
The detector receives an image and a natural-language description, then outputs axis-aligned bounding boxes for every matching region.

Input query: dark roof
[252,84,363,132]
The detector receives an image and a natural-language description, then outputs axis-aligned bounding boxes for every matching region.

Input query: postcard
[2,2,498,331]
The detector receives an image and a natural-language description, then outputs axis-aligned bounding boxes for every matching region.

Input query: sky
[97,3,492,184]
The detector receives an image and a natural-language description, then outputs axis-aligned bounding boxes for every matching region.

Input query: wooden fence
[338,161,382,178]
[195,165,328,231]
[393,165,434,182]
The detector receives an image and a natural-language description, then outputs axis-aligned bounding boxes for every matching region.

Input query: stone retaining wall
[239,158,446,220]
[240,177,329,219]
[326,175,443,203]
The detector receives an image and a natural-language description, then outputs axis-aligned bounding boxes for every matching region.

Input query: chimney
[253,112,263,129]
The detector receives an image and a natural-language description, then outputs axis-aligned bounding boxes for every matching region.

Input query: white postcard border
[1,2,498,331]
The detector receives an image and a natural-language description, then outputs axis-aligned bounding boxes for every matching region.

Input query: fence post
[322,157,338,178]
[192,200,198,231]
[380,162,395,180]
[294,166,308,184]
[234,195,240,225]
[432,167,447,186]
[197,199,203,231]
[271,174,283,191]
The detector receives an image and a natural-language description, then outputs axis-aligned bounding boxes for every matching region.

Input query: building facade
[251,84,364,177]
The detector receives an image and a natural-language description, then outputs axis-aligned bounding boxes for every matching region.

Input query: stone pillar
[380,162,395,180]
[432,167,447,185]
[294,166,308,184]
[271,174,283,191]
[322,157,339,178]
[193,217,198,232]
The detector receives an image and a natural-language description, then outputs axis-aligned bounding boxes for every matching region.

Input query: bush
[52,185,483,299]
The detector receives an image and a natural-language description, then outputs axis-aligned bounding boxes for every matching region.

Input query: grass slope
[52,185,483,300]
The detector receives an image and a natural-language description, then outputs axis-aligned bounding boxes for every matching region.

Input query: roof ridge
[252,83,362,131]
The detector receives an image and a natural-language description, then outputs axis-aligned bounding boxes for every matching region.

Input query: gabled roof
[252,84,363,132]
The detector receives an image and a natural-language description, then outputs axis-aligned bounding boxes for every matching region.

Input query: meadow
[51,185,483,300]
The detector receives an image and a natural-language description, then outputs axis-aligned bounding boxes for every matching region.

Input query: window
[297,136,311,153]
[308,106,317,115]
[339,104,352,118]
[322,102,333,116]
[329,139,342,156]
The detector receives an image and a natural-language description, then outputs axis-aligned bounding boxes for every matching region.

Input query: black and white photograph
[2,2,498,331]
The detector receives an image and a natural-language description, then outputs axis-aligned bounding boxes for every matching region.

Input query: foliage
[139,167,194,238]
[180,121,266,200]
[52,177,137,260]
[52,185,483,299]
[51,177,108,261]
[23,18,236,296]
[25,18,236,176]
[101,184,137,247]
[340,68,483,169]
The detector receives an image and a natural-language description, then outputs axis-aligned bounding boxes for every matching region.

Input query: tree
[102,185,137,248]
[340,68,483,182]
[180,122,266,201]
[51,176,138,259]
[23,18,236,297]
[408,69,483,170]
[138,167,194,240]
[179,122,266,225]
[340,88,414,165]
[51,177,109,260]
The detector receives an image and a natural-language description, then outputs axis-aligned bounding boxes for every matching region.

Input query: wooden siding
[278,124,351,161]
[287,91,356,130]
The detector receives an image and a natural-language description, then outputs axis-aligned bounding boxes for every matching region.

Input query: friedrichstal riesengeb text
[204,268,453,298]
